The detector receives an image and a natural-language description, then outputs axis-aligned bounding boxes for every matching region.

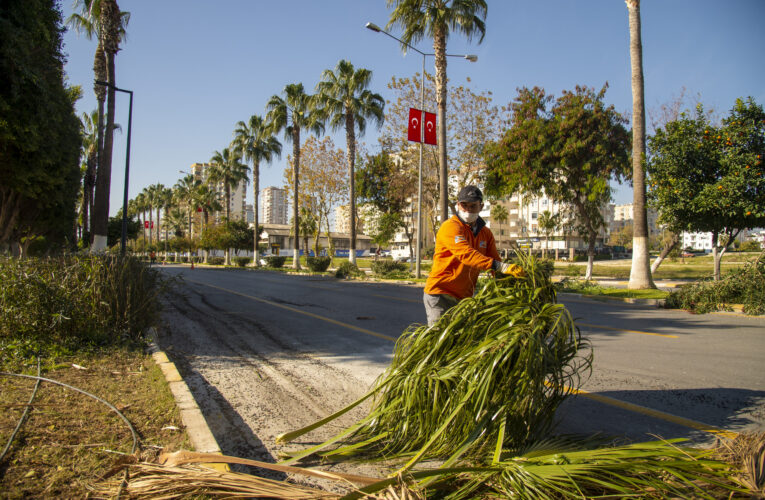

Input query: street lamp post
[95,80,133,255]
[365,22,476,278]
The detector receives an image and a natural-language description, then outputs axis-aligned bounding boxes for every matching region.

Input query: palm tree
[159,186,174,257]
[315,60,385,265]
[148,183,166,244]
[174,174,200,242]
[234,115,281,267]
[387,0,487,223]
[490,203,508,257]
[67,1,129,246]
[208,147,249,265]
[78,110,99,243]
[266,83,324,269]
[193,184,222,263]
[538,210,560,259]
[626,0,655,289]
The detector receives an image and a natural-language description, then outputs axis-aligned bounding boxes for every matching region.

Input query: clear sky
[59,0,765,217]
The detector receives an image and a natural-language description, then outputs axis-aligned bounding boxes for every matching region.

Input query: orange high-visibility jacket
[425,215,501,300]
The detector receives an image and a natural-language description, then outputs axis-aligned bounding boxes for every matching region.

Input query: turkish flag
[424,112,437,145]
[144,221,149,229]
[407,108,422,143]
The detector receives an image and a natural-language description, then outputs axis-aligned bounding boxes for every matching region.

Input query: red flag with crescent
[424,112,437,145]
[407,108,422,143]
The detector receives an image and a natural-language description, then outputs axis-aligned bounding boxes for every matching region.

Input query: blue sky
[59,0,765,216]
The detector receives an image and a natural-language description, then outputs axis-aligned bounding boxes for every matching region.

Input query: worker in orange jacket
[423,186,523,326]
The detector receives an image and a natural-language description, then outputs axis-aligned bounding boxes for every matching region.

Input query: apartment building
[611,203,660,236]
[261,186,288,225]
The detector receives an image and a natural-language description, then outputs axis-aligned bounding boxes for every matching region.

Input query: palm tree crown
[266,83,324,269]
[234,115,282,266]
[208,147,249,223]
[315,60,384,264]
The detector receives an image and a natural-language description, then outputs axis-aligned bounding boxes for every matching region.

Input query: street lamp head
[365,22,382,33]
[465,54,478,62]
[94,79,109,87]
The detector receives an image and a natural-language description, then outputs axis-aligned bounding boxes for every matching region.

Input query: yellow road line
[578,322,678,338]
[567,386,738,440]
[186,279,398,343]
[187,277,737,439]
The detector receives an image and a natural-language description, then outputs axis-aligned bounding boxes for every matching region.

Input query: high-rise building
[334,204,364,235]
[261,186,288,225]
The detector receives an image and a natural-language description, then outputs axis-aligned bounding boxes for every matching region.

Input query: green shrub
[264,256,286,268]
[233,256,251,267]
[665,253,765,315]
[0,255,167,364]
[306,256,331,272]
[371,260,410,278]
[206,256,224,265]
[335,261,364,279]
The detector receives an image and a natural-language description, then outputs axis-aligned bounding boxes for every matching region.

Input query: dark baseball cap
[457,185,483,203]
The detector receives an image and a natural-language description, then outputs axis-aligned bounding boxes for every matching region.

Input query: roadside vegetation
[0,255,187,497]
[665,252,765,315]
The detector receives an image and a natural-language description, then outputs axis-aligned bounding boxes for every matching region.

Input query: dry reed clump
[714,432,765,495]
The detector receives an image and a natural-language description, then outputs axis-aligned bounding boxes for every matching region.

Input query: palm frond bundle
[280,251,592,470]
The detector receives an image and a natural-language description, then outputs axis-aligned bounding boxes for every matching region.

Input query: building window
[531,212,538,220]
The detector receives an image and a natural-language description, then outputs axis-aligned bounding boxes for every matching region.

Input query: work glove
[492,260,525,277]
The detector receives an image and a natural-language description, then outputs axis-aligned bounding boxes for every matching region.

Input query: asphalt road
[157,264,765,459]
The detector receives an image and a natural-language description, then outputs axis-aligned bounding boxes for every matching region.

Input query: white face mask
[457,208,479,224]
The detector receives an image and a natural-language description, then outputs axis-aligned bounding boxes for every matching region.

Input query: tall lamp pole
[95,80,133,255]
[365,22,476,278]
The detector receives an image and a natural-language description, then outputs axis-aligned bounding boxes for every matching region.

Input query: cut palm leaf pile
[279,251,592,470]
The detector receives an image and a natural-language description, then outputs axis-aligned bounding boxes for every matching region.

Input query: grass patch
[0,348,189,497]
[556,279,668,299]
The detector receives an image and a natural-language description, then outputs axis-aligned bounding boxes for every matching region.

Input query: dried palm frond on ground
[94,462,338,499]
[714,432,765,495]
[279,252,591,471]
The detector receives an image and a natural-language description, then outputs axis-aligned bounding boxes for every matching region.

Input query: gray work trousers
[423,292,459,326]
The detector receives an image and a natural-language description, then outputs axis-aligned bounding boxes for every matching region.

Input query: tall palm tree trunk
[626,0,655,289]
[292,126,301,269]
[252,162,260,266]
[224,184,231,265]
[91,43,106,245]
[434,25,449,224]
[346,112,357,265]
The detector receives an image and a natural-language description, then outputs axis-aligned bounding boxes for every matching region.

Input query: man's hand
[492,260,525,277]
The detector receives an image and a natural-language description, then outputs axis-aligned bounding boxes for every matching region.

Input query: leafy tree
[609,223,634,249]
[484,85,631,279]
[625,0,655,289]
[0,0,82,255]
[357,151,418,258]
[226,219,255,256]
[386,0,487,223]
[283,136,348,258]
[266,83,324,269]
[315,59,384,265]
[107,210,139,247]
[233,114,281,266]
[647,98,765,280]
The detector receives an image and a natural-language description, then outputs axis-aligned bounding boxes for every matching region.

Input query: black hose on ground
[0,371,140,456]
[0,359,42,464]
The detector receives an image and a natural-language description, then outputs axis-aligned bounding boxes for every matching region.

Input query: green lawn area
[554,252,759,280]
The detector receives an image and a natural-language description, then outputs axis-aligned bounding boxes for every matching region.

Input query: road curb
[559,292,665,307]
[146,328,229,471]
